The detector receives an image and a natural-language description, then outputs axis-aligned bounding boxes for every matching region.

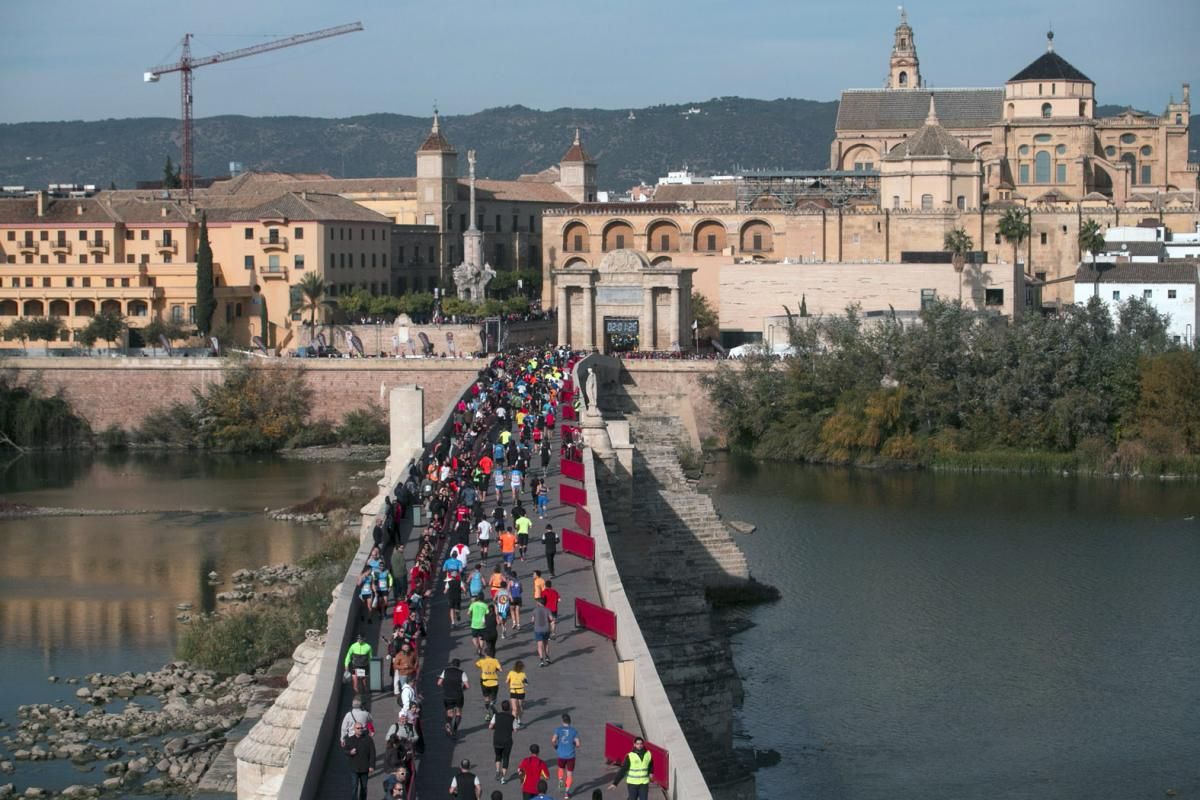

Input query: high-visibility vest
[627,750,651,785]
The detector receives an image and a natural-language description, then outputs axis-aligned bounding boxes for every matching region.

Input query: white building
[1074,262,1198,345]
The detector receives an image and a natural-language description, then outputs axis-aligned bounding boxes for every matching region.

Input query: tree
[292,272,328,342]
[195,214,216,336]
[4,319,33,353]
[26,317,65,353]
[335,287,371,318]
[943,227,974,303]
[143,318,187,354]
[163,156,181,189]
[799,294,809,318]
[997,207,1030,274]
[83,310,127,352]
[691,292,719,342]
[1078,218,1106,298]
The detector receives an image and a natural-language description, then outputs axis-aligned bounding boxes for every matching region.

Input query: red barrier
[562,528,594,561]
[574,504,591,534]
[575,597,616,641]
[561,405,576,422]
[560,458,584,482]
[560,389,573,404]
[562,423,578,439]
[603,724,670,789]
[559,483,587,508]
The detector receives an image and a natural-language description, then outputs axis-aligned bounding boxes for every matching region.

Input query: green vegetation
[79,310,127,352]
[943,228,974,303]
[997,207,1030,271]
[178,530,360,674]
[290,483,376,515]
[336,404,388,444]
[691,292,719,341]
[0,372,92,449]
[162,156,181,190]
[195,214,216,336]
[142,317,190,353]
[705,298,1200,477]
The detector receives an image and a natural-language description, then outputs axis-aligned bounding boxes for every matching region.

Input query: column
[556,285,569,346]
[582,283,596,351]
[668,286,680,351]
[641,287,656,351]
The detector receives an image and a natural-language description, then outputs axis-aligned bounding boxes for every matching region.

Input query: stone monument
[452,149,495,301]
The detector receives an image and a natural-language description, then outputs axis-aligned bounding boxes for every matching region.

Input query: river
[706,455,1200,800]
[0,451,371,793]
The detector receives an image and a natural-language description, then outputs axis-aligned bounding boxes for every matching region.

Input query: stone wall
[4,358,486,432]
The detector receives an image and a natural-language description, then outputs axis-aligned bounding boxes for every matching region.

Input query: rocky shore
[0,663,272,799]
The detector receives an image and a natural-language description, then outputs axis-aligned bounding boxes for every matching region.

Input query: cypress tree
[195,213,216,336]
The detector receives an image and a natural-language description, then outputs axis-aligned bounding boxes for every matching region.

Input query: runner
[489,699,516,784]
[448,758,482,799]
[437,658,470,739]
[476,516,493,562]
[532,595,553,667]
[542,524,558,577]
[514,508,533,562]
[343,633,372,698]
[542,580,561,639]
[509,570,524,630]
[517,743,549,800]
[506,659,529,729]
[551,713,581,799]
[468,594,490,657]
[476,651,501,722]
[499,526,517,567]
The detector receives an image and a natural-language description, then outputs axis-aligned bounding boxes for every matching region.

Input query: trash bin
[369,657,386,693]
[411,506,424,527]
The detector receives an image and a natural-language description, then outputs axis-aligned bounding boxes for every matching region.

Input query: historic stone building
[542,13,1199,340]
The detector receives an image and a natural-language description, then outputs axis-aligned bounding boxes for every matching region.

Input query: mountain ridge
[0,99,1193,192]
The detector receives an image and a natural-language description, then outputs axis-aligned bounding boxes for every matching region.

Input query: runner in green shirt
[468,596,490,657]
[514,512,533,562]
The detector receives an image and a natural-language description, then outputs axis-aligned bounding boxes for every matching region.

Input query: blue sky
[0,0,1196,123]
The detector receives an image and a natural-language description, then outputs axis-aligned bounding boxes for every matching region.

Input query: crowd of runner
[338,346,657,800]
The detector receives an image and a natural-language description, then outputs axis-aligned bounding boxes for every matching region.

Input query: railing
[155,239,178,254]
[260,235,289,251]
[87,240,109,254]
[50,241,71,254]
[18,242,38,255]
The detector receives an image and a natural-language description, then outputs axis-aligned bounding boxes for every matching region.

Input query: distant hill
[0,99,1193,192]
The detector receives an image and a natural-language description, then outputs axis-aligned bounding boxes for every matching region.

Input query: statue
[453,149,494,301]
[584,366,599,415]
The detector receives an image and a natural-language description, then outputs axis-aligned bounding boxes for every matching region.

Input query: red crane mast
[144,22,363,198]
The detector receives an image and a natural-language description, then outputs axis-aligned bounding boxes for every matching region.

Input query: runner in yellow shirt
[506,660,529,728]
[476,654,502,722]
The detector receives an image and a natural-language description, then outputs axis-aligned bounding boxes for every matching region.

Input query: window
[1143,289,1152,299]
[24,277,32,287]
[1112,291,1121,301]
[1041,103,1052,118]
[529,215,536,232]
[428,246,434,263]
[295,255,305,270]
[41,277,50,287]
[340,228,345,240]
[1120,133,1136,145]
[985,288,1004,306]
[460,214,467,231]
[244,255,254,269]
[1056,164,1067,183]
[573,235,583,251]
[189,306,196,323]
[1141,165,1152,185]
[477,214,484,230]
[339,253,345,268]
[5,232,12,241]
[121,278,129,287]
[161,254,170,264]
[382,254,387,268]
[141,229,150,240]
[266,228,279,243]
[1105,145,1117,157]
[371,253,377,268]
[1040,232,1047,245]
[956,196,966,210]
[39,230,48,241]
[169,305,183,323]
[513,215,519,232]
[65,277,74,287]
[920,288,936,310]
[39,255,48,264]
[1018,144,1030,156]
[58,255,67,264]
[268,255,280,271]
[79,255,87,264]
[329,227,335,240]
[79,230,87,240]
[898,71,908,87]
[494,243,505,266]
[660,234,670,250]
[1056,144,1067,155]
[1035,151,1051,183]
[360,228,365,240]
[494,215,501,232]
[1019,164,1030,183]
[892,195,900,209]
[614,234,625,249]
[235,303,243,318]
[706,234,717,251]
[82,277,90,288]
[920,194,933,210]
[105,278,114,288]
[1168,289,1177,299]
[398,247,405,264]
[244,227,253,239]
[360,253,365,268]
[290,226,302,241]
[1034,134,1052,143]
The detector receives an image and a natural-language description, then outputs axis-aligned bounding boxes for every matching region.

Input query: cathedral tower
[886,7,922,89]
[415,111,458,227]
[557,128,597,204]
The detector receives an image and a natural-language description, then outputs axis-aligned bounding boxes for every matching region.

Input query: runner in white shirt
[476,518,493,562]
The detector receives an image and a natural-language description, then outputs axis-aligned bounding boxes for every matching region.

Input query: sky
[0,0,1197,124]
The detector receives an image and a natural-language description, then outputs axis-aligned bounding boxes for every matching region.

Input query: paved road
[318,421,642,800]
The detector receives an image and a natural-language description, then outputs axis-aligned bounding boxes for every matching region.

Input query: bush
[0,375,91,449]
[286,420,338,449]
[98,424,128,450]
[135,401,200,447]
[336,405,388,445]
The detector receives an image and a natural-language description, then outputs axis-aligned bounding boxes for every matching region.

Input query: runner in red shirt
[517,743,549,794]
[542,581,561,639]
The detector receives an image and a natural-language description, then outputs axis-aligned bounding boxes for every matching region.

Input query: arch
[692,220,727,253]
[739,219,774,253]
[128,299,148,317]
[1041,103,1052,119]
[1035,151,1051,183]
[100,299,121,315]
[601,220,635,252]
[750,194,784,210]
[170,304,184,323]
[1120,153,1137,184]
[972,141,990,154]
[74,299,95,317]
[563,257,589,269]
[650,255,673,266]
[562,220,590,253]
[0,299,17,316]
[839,143,879,172]
[898,71,908,87]
[1006,103,1015,120]
[23,300,44,316]
[48,299,69,317]
[646,220,681,252]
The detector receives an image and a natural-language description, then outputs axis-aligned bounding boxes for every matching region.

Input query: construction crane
[144,22,363,198]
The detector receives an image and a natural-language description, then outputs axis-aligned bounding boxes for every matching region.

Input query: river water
[0,452,369,792]
[706,455,1200,800]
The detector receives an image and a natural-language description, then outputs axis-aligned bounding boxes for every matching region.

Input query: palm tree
[997,207,1030,275]
[1078,218,1107,299]
[943,228,974,304]
[291,273,327,344]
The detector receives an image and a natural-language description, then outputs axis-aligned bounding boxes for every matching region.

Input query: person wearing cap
[448,758,482,799]
[344,633,373,697]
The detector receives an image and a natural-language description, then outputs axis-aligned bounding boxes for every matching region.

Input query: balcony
[259,264,288,280]
[18,242,38,255]
[50,240,72,255]
[155,239,178,255]
[87,240,110,255]
[260,235,288,252]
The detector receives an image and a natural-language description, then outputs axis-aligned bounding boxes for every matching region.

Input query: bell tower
[886,7,922,89]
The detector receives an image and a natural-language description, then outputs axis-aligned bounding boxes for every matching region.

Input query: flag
[692,319,699,330]
[159,334,173,356]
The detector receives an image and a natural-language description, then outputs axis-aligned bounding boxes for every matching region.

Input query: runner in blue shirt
[551,712,581,798]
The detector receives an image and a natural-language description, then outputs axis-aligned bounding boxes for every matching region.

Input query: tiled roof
[882,116,976,161]
[1076,262,1197,283]
[418,114,455,153]
[836,88,1003,131]
[102,197,192,223]
[0,197,119,225]
[204,192,391,224]
[1009,50,1091,83]
[1104,240,1165,257]
[465,180,574,204]
[560,129,594,164]
[652,184,737,203]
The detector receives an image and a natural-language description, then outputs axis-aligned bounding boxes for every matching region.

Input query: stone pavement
[318,423,642,800]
